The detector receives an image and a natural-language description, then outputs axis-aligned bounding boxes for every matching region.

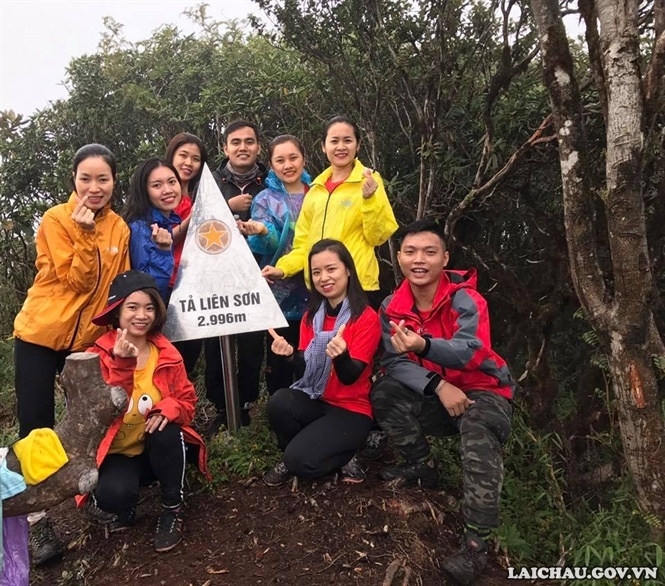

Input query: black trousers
[267,387,373,479]
[14,338,69,438]
[175,331,265,411]
[265,320,301,395]
[94,423,186,513]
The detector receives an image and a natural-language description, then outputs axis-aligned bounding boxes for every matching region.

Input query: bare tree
[529,0,665,534]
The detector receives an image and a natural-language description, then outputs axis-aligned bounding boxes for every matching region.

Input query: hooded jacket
[247,169,311,321]
[276,159,398,291]
[380,269,515,399]
[86,330,210,479]
[14,193,130,352]
[128,207,180,301]
[212,158,269,222]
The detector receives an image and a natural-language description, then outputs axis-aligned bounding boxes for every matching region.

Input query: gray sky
[0,0,259,116]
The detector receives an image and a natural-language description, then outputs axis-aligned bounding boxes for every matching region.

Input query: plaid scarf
[291,299,352,399]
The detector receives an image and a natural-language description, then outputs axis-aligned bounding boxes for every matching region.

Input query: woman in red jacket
[84,270,208,553]
[264,239,381,486]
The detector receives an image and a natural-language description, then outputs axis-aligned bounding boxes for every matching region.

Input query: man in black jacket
[208,120,268,427]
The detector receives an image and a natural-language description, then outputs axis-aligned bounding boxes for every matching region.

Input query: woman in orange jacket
[12,144,130,565]
[83,270,209,553]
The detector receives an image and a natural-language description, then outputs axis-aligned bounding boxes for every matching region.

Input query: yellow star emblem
[196,220,230,254]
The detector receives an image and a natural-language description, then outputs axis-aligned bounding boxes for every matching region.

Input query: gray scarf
[291,299,352,399]
[225,161,260,186]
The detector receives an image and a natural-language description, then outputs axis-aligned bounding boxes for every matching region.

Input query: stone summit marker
[164,163,287,341]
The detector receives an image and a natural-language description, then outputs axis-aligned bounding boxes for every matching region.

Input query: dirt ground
[32,457,541,586]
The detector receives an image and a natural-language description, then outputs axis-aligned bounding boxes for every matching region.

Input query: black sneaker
[360,430,387,460]
[263,461,292,487]
[109,506,136,533]
[30,516,64,566]
[441,533,488,585]
[340,456,366,484]
[379,459,439,488]
[154,506,183,553]
[81,494,115,525]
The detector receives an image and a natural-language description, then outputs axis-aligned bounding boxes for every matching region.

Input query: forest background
[0,0,663,581]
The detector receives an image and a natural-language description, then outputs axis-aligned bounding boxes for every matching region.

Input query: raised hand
[261,265,285,285]
[238,219,268,236]
[326,323,347,358]
[151,224,173,250]
[389,320,427,354]
[113,328,138,358]
[435,380,475,417]
[228,193,253,213]
[71,195,96,230]
[268,328,294,357]
[361,167,378,199]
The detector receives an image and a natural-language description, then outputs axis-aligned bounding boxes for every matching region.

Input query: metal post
[220,335,240,432]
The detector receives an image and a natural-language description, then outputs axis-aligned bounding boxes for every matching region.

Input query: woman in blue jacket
[124,158,182,300]
[238,135,311,393]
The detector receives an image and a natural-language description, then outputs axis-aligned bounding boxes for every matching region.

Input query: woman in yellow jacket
[262,116,398,308]
[13,144,130,565]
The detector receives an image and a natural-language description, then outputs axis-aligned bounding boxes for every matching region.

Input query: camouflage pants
[371,375,512,529]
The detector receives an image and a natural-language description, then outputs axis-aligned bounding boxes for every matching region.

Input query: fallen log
[4,352,127,516]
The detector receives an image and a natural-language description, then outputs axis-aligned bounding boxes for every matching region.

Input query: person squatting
[13,120,513,585]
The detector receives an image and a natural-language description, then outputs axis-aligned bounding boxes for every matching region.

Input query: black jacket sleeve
[332,350,367,385]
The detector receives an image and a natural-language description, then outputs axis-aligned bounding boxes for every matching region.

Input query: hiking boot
[30,516,64,566]
[109,506,136,533]
[263,461,292,487]
[442,533,488,585]
[379,459,439,488]
[340,455,366,484]
[82,494,115,525]
[360,429,387,460]
[154,506,183,552]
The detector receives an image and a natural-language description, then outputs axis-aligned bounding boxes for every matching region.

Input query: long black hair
[123,157,181,223]
[165,133,208,198]
[306,239,368,325]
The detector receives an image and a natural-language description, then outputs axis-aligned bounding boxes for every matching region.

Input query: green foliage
[206,400,280,484]
[430,434,462,490]
[565,487,665,586]
[0,339,18,446]
[498,408,572,563]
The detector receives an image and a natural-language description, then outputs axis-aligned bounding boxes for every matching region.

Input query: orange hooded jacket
[14,193,130,351]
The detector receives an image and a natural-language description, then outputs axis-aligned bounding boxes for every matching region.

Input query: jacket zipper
[68,247,102,351]
[321,192,332,238]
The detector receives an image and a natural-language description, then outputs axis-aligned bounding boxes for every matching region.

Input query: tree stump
[3,352,127,516]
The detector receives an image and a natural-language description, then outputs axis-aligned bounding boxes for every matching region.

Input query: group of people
[12,116,514,585]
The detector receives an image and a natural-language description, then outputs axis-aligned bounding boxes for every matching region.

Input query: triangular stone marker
[164,164,287,342]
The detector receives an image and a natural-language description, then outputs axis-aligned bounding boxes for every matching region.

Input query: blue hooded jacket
[248,169,311,320]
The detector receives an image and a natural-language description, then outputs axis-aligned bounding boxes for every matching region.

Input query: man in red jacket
[371,219,514,586]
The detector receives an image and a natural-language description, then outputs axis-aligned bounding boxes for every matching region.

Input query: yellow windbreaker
[14,193,130,351]
[276,159,398,290]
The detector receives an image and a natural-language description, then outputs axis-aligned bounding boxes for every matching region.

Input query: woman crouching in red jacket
[82,270,209,553]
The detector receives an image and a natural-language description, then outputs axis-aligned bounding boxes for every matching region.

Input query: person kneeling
[264,240,380,487]
[81,270,209,552]
[371,220,514,586]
